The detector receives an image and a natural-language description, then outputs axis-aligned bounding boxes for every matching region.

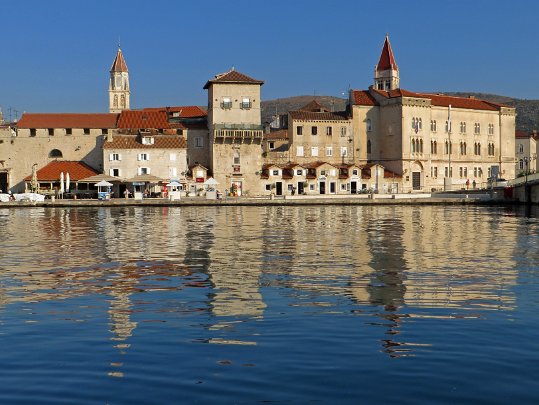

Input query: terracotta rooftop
[24,161,99,182]
[377,35,398,72]
[369,88,509,111]
[103,135,187,149]
[17,113,119,129]
[289,110,349,121]
[203,69,264,89]
[110,48,128,72]
[351,90,378,106]
[515,130,530,139]
[117,110,176,129]
[265,129,288,140]
[143,106,207,118]
[299,100,330,112]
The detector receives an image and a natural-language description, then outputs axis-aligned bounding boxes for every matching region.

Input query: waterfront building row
[0,36,519,196]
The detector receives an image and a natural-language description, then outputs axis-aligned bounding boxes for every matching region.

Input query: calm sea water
[0,204,538,404]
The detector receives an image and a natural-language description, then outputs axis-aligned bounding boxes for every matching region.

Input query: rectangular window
[311,126,318,135]
[30,129,36,137]
[109,153,121,161]
[320,170,326,176]
[195,137,204,148]
[138,153,149,161]
[433,167,438,178]
[340,147,348,157]
[110,168,120,177]
[169,167,177,177]
[221,97,232,109]
[272,170,279,176]
[101,128,108,135]
[269,141,275,150]
[297,126,303,135]
[139,167,150,175]
[445,167,449,177]
[65,128,72,135]
[326,126,332,136]
[142,136,155,145]
[48,128,54,136]
[296,146,304,156]
[341,127,347,137]
[311,146,319,157]
[352,169,358,176]
[240,97,251,109]
[296,169,302,175]
[265,184,272,191]
[84,128,90,135]
[170,153,177,161]
[326,146,333,157]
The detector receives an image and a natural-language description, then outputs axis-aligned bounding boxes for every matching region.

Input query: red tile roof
[143,106,207,118]
[299,100,330,112]
[203,69,264,89]
[111,48,128,72]
[377,35,398,72]
[103,135,186,149]
[369,88,508,111]
[515,130,534,139]
[265,129,288,140]
[17,113,119,129]
[289,110,349,121]
[351,90,378,106]
[24,161,99,181]
[117,110,175,129]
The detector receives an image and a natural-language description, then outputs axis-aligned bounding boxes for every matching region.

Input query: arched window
[367,140,372,154]
[49,149,63,158]
[420,139,423,153]
[366,119,372,132]
[120,94,126,108]
[113,95,118,108]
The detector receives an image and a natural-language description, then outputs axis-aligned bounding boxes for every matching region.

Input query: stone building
[349,35,516,191]
[203,69,264,196]
[515,130,538,175]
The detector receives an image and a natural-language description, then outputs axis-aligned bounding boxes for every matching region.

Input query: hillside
[262,93,539,132]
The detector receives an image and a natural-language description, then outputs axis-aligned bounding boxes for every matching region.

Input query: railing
[213,129,263,139]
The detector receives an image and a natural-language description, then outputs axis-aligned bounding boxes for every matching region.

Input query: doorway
[297,182,304,195]
[412,172,421,190]
[319,181,326,194]
[0,172,7,193]
[330,182,336,194]
[351,181,357,194]
[275,182,283,196]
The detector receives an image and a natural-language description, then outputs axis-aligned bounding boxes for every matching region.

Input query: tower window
[30,129,36,137]
[311,126,318,135]
[49,149,63,158]
[48,128,54,136]
[84,128,90,135]
[66,128,72,135]
[297,126,303,135]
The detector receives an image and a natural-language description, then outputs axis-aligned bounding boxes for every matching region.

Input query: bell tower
[374,35,399,91]
[109,47,130,113]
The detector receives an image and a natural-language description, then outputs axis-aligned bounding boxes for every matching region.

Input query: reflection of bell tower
[109,47,130,113]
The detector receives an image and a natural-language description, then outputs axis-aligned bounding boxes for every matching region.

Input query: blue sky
[2,0,538,116]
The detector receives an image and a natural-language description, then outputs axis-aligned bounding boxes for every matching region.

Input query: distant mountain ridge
[261,93,539,132]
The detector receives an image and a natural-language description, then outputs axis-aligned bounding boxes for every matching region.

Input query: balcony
[213,124,263,139]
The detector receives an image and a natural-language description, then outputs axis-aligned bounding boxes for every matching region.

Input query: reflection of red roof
[203,69,264,89]
[17,113,119,129]
[143,106,207,118]
[24,161,99,181]
[103,135,186,149]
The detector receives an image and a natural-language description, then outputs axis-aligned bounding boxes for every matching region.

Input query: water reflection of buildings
[0,205,521,360]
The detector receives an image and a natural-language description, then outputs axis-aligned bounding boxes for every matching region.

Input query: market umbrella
[60,172,65,194]
[95,180,114,187]
[65,172,70,192]
[203,177,219,186]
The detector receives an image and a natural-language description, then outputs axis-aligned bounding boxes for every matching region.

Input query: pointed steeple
[110,48,128,72]
[374,35,400,91]
[109,46,130,113]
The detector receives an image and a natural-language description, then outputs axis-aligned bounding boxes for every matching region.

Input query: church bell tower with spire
[109,46,130,113]
[374,35,399,91]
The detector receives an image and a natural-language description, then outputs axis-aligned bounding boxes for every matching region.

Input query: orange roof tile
[143,106,207,118]
[289,110,349,121]
[299,100,330,112]
[117,110,172,129]
[351,90,378,106]
[265,129,289,140]
[17,113,119,129]
[203,69,264,89]
[369,88,507,111]
[103,135,186,149]
[377,35,398,72]
[24,161,99,181]
[111,48,128,72]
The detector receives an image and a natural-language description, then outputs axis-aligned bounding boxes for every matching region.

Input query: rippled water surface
[0,205,538,404]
